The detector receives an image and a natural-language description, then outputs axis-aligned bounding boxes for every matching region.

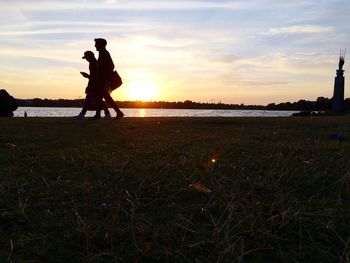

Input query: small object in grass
[189,183,212,193]
[303,159,316,166]
[168,202,176,208]
[17,187,25,193]
[5,143,16,148]
[330,133,344,141]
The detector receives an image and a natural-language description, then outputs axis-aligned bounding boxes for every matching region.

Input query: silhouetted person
[75,51,111,120]
[90,38,124,120]
[0,89,17,117]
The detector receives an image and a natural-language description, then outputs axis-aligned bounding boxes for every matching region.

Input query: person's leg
[90,92,103,119]
[75,98,88,119]
[102,91,124,118]
[102,101,112,119]
[80,102,88,115]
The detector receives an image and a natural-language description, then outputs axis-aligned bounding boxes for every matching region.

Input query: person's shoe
[115,112,125,120]
[74,113,84,120]
[104,113,112,120]
[89,115,101,120]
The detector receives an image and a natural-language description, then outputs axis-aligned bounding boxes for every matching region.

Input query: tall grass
[0,117,349,262]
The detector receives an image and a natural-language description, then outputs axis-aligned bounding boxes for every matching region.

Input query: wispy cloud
[11,0,249,11]
[264,25,334,36]
[0,21,150,37]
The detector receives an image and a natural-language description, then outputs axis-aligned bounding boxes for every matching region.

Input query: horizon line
[14,97,333,106]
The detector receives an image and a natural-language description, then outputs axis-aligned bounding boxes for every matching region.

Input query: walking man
[91,38,124,120]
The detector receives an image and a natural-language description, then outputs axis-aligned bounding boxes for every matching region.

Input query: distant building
[332,51,345,113]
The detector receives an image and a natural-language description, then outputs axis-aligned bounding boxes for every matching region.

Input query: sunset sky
[0,0,349,104]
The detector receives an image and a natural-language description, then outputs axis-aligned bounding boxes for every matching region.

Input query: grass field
[1,117,350,262]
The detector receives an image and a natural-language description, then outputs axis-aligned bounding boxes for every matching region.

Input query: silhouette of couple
[76,38,124,120]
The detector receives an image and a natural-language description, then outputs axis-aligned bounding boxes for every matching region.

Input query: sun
[126,81,159,101]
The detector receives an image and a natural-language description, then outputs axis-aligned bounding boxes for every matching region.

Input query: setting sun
[126,81,159,101]
[125,71,160,101]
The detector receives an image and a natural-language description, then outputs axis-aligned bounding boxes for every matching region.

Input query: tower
[332,49,345,113]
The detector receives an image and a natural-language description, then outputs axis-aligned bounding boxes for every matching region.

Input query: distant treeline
[16,98,264,110]
[16,97,350,111]
[266,97,350,111]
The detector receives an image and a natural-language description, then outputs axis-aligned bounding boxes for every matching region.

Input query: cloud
[11,0,249,11]
[264,25,334,36]
[0,22,149,37]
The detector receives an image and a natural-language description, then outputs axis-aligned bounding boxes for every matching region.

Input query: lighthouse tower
[332,49,345,113]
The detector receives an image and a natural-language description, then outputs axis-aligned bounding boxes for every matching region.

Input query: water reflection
[138,108,146,117]
[14,107,297,117]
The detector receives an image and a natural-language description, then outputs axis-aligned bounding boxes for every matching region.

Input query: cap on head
[94,38,107,47]
[82,51,94,59]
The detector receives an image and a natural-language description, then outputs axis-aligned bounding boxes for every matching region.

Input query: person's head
[94,38,107,51]
[82,51,95,62]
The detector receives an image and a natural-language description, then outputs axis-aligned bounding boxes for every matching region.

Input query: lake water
[14,107,297,117]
